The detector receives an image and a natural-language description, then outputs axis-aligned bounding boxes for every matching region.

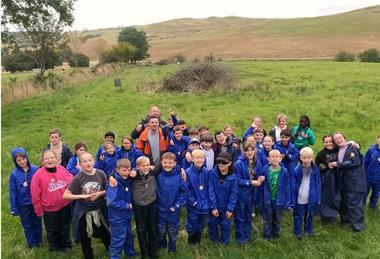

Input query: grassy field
[77,5,380,60]
[2,60,380,258]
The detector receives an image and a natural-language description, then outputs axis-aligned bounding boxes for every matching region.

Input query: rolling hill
[77,5,380,60]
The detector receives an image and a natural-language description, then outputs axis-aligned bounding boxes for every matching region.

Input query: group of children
[8,113,380,258]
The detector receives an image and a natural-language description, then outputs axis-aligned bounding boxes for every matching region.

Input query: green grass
[2,60,380,258]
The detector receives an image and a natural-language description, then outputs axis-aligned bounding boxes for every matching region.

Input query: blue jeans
[293,204,315,236]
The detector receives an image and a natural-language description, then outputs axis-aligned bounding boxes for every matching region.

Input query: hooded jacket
[117,145,144,169]
[156,165,187,220]
[208,167,238,213]
[168,137,189,165]
[364,144,380,184]
[94,151,119,178]
[274,141,300,172]
[233,155,263,202]
[106,172,133,223]
[292,162,321,206]
[9,148,39,215]
[186,164,210,214]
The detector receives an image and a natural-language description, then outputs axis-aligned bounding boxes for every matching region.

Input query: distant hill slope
[78,5,380,60]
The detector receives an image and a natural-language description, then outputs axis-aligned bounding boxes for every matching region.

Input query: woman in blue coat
[9,147,42,248]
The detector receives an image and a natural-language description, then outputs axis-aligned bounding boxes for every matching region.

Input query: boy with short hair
[168,126,189,166]
[156,152,187,253]
[185,149,209,244]
[189,128,200,139]
[292,147,321,239]
[253,128,265,151]
[200,134,215,170]
[131,156,159,258]
[107,159,135,258]
[198,125,210,136]
[46,128,72,168]
[260,150,292,240]
[274,128,300,173]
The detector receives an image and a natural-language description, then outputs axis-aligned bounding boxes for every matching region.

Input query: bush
[173,54,186,63]
[2,51,36,72]
[162,62,237,92]
[335,51,355,62]
[69,53,90,67]
[358,48,380,62]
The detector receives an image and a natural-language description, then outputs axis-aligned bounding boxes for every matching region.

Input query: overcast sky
[72,0,380,30]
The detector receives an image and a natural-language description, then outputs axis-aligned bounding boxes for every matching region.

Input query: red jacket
[31,165,73,216]
[136,127,168,162]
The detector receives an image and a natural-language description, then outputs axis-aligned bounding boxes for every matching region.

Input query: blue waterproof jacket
[274,141,300,171]
[233,155,263,202]
[66,155,81,176]
[209,167,238,213]
[168,137,189,165]
[156,165,187,219]
[292,162,321,206]
[106,172,133,223]
[260,164,292,208]
[9,148,39,215]
[95,152,119,178]
[258,148,270,167]
[96,144,120,160]
[186,165,210,214]
[117,145,143,169]
[365,144,380,184]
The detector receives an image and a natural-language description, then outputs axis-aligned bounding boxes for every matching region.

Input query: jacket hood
[11,147,31,169]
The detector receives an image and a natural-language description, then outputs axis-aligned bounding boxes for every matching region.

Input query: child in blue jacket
[364,134,380,209]
[66,142,87,176]
[95,141,119,178]
[156,152,187,253]
[208,152,238,245]
[292,147,321,239]
[117,136,143,169]
[274,128,300,173]
[260,149,292,240]
[168,126,189,166]
[185,149,210,244]
[107,159,135,258]
[233,142,265,245]
[258,135,276,167]
[9,148,42,248]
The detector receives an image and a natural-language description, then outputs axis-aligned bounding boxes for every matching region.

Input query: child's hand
[170,111,175,116]
[251,180,262,187]
[100,154,105,161]
[81,194,93,199]
[130,170,137,177]
[169,139,174,146]
[109,176,118,187]
[212,209,219,217]
[226,211,233,219]
[170,207,176,212]
[89,191,104,201]
[150,165,155,170]
[258,176,265,183]
[181,168,187,181]
[185,152,192,162]
[136,124,143,132]
[328,162,337,169]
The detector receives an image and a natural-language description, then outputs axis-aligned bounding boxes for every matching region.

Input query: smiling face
[79,153,95,173]
[300,117,308,128]
[244,147,256,160]
[263,136,274,150]
[253,132,264,142]
[192,153,205,168]
[333,133,347,148]
[174,130,183,140]
[122,138,133,151]
[269,151,282,167]
[15,155,28,170]
[278,116,287,128]
[215,133,227,145]
[75,146,87,156]
[323,136,335,150]
[162,158,176,172]
[300,153,313,167]
[138,161,151,174]
[252,117,262,127]
[280,134,290,146]
[148,117,159,131]
[105,143,115,155]
[224,127,233,137]
[42,150,58,168]
[217,160,231,173]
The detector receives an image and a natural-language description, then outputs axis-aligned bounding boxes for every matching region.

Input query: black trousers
[134,201,159,258]
[340,190,365,232]
[79,214,111,259]
[43,204,72,251]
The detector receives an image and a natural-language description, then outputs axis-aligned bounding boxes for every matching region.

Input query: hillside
[77,5,380,60]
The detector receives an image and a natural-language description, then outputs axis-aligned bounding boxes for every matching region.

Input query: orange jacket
[136,127,168,157]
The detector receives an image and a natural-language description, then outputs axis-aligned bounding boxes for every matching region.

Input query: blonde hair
[136,156,150,167]
[269,149,281,157]
[191,149,205,158]
[276,113,288,125]
[300,147,314,157]
[78,152,94,163]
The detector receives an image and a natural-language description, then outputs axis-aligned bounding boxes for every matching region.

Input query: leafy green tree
[101,43,136,64]
[1,0,76,76]
[118,27,149,62]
